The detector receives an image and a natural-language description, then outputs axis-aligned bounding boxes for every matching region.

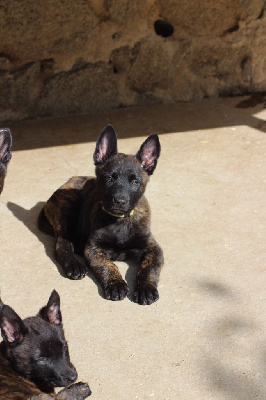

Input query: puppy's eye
[37,357,48,364]
[106,173,118,183]
[106,176,113,183]
[130,176,140,186]
[62,342,68,351]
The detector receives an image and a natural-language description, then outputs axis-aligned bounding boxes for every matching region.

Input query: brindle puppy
[0,128,12,194]
[38,125,164,305]
[0,291,91,400]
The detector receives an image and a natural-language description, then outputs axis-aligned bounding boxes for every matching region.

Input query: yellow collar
[101,205,134,218]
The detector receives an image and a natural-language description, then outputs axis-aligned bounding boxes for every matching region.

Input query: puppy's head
[0,128,12,194]
[0,290,77,392]
[93,124,160,216]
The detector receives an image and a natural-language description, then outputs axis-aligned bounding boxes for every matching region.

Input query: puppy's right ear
[38,290,62,325]
[0,305,28,346]
[93,124,117,165]
[136,133,161,175]
[0,128,12,164]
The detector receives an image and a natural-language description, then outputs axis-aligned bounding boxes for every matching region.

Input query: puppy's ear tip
[49,289,60,304]
[0,127,11,134]
[0,128,12,163]
[149,132,160,142]
[103,124,117,137]
[151,133,161,152]
[0,291,4,310]
[106,123,115,129]
[0,128,12,142]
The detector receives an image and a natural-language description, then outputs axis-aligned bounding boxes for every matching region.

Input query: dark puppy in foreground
[0,290,91,400]
[39,125,164,305]
[0,128,12,194]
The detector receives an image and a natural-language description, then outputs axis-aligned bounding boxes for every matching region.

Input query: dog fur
[0,128,12,194]
[38,124,164,305]
[0,291,91,400]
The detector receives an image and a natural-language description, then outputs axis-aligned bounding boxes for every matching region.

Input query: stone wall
[0,0,265,121]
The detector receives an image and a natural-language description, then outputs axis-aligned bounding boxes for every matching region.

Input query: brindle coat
[38,125,164,305]
[0,128,12,194]
[0,291,91,400]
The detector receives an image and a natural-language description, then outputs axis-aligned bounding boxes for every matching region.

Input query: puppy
[0,290,91,399]
[0,128,12,194]
[39,125,164,305]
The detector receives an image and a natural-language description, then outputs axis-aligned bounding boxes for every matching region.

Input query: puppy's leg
[43,187,87,280]
[56,382,91,399]
[54,234,87,280]
[85,245,129,301]
[30,383,91,400]
[134,237,164,305]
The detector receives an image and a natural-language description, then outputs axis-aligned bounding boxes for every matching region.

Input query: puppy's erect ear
[0,128,12,164]
[136,133,161,175]
[0,304,28,346]
[0,291,3,310]
[94,124,117,165]
[38,290,62,325]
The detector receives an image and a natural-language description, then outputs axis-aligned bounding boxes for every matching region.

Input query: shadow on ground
[196,278,266,400]
[7,201,140,302]
[4,96,266,151]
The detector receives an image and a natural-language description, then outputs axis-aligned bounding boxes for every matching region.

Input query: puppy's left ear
[0,128,12,164]
[0,305,28,346]
[38,290,62,325]
[136,133,161,175]
[94,124,118,165]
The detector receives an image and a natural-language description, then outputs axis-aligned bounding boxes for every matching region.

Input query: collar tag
[101,204,134,218]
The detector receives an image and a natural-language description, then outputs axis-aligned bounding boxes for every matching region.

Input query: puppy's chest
[97,219,140,251]
[109,220,134,247]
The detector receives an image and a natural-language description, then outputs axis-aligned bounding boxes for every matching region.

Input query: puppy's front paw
[65,261,87,280]
[133,283,159,305]
[104,280,129,301]
[56,382,91,400]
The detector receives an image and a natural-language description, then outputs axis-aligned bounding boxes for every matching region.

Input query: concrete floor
[1,96,266,400]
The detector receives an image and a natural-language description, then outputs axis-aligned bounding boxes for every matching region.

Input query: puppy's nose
[67,367,78,383]
[114,195,126,205]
